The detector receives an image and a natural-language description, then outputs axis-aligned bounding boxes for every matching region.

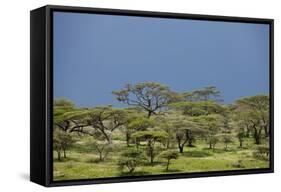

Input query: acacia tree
[182,86,222,102]
[53,128,75,160]
[234,95,269,144]
[63,106,127,144]
[118,148,145,173]
[91,141,113,161]
[125,116,155,147]
[53,98,78,132]
[169,116,205,153]
[221,134,233,150]
[193,114,223,149]
[113,82,181,118]
[237,129,246,148]
[160,150,179,171]
[132,130,168,164]
[170,100,225,116]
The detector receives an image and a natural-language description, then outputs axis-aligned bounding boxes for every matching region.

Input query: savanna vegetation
[53,82,270,180]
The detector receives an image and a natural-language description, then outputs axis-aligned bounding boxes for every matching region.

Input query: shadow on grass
[53,156,80,163]
[142,161,165,167]
[164,168,182,173]
[118,171,150,177]
[182,150,213,157]
[201,147,238,154]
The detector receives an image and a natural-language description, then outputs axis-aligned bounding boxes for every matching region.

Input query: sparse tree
[118,149,145,173]
[160,150,179,171]
[221,134,233,150]
[53,128,74,160]
[236,129,246,148]
[91,141,113,161]
[171,100,225,116]
[193,114,223,149]
[113,82,181,118]
[172,117,205,153]
[182,86,222,102]
[234,95,269,144]
[125,116,155,146]
[132,131,168,164]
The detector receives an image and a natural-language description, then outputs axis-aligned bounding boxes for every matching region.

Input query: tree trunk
[63,149,66,158]
[129,167,135,173]
[126,133,130,147]
[99,151,103,161]
[179,146,184,153]
[188,140,193,147]
[209,142,212,149]
[239,140,243,148]
[264,126,269,137]
[246,125,250,137]
[57,150,61,161]
[166,140,170,149]
[166,159,170,171]
[147,111,152,118]
[150,149,154,164]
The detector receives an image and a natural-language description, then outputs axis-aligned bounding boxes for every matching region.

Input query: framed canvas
[30,5,274,187]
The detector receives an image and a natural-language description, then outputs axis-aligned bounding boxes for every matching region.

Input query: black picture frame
[30,5,274,187]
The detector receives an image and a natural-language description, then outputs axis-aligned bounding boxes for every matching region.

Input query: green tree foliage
[112,82,181,118]
[53,98,77,132]
[172,117,205,153]
[85,106,128,144]
[182,86,222,102]
[170,100,225,116]
[52,83,271,176]
[132,131,168,164]
[63,106,128,144]
[118,149,145,173]
[236,129,246,148]
[234,95,269,144]
[159,150,179,171]
[53,128,75,161]
[253,145,269,159]
[193,114,223,149]
[221,134,233,150]
[125,116,155,146]
[54,98,75,108]
[90,141,113,161]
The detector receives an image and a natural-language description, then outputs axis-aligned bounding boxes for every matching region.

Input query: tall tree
[60,106,128,144]
[85,106,128,144]
[113,82,181,118]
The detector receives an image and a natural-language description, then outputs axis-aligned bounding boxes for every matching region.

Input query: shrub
[118,149,145,173]
[159,150,179,171]
[253,145,269,159]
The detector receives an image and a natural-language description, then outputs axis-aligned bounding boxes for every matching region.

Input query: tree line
[53,82,270,172]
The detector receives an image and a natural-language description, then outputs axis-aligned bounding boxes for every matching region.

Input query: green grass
[53,138,270,181]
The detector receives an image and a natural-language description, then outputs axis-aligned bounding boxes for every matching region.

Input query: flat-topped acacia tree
[234,95,269,144]
[56,106,128,144]
[132,130,168,164]
[112,82,181,118]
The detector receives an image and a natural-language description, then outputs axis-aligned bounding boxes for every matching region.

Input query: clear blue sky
[53,11,269,107]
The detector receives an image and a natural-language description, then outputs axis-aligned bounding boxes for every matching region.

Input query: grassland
[53,136,269,181]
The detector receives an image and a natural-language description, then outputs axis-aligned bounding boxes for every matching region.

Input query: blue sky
[53,11,269,107]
